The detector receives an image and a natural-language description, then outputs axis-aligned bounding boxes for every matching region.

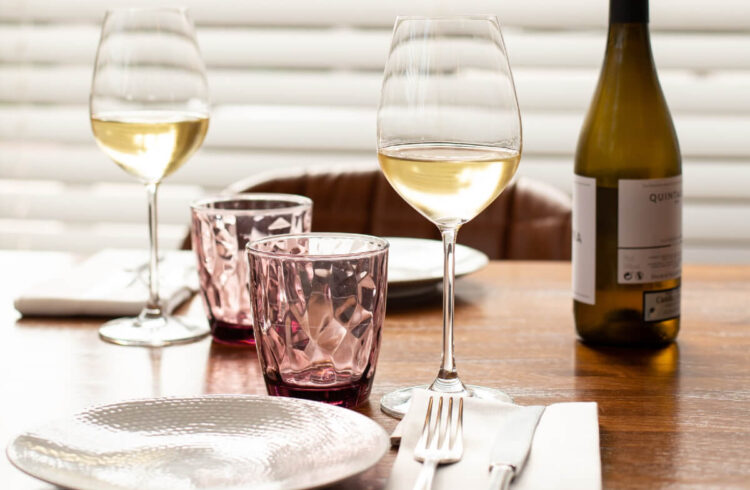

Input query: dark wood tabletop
[1,252,748,489]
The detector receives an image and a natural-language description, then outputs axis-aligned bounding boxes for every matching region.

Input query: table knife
[488,405,545,490]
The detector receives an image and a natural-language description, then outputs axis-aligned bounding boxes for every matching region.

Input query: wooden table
[1,252,749,489]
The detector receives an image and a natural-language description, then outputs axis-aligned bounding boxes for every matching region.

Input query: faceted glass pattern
[248,234,389,408]
[191,195,312,346]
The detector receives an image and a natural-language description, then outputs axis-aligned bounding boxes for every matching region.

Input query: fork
[412,396,464,490]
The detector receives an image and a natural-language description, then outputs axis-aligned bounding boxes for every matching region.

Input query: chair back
[186,166,571,261]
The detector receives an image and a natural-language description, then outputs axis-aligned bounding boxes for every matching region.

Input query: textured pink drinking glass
[247,233,389,408]
[190,194,312,346]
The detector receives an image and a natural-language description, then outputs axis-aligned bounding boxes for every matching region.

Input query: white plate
[6,395,389,490]
[386,237,489,298]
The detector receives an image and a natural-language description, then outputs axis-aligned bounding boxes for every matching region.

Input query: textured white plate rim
[6,394,390,490]
[6,444,79,490]
[386,237,489,287]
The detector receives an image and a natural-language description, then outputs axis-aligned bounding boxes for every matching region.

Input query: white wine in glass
[91,111,208,183]
[90,8,210,346]
[378,144,520,226]
[377,16,522,418]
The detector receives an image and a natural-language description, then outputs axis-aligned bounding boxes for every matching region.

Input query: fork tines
[417,395,464,458]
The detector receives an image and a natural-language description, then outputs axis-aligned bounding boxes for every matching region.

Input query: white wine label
[618,176,682,284]
[643,287,680,322]
[573,175,596,304]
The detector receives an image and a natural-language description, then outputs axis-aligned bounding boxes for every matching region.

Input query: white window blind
[1,0,749,261]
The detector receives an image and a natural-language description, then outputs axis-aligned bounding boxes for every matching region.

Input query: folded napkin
[14,249,198,317]
[386,389,601,490]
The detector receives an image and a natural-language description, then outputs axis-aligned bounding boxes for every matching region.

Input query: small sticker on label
[643,287,680,322]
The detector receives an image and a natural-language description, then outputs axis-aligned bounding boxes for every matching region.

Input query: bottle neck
[604,22,653,66]
[607,0,652,58]
[596,2,662,121]
[603,0,655,82]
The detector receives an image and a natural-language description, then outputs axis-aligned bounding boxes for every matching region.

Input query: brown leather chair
[184,165,571,260]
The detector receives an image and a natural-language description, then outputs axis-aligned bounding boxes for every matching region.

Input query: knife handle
[488,464,514,490]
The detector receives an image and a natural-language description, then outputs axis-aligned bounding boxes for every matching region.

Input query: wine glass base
[99,315,210,347]
[380,384,513,419]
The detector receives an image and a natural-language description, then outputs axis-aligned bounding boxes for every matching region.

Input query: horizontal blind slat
[2,0,749,31]
[0,143,375,187]
[2,106,748,158]
[2,143,749,202]
[684,246,750,264]
[3,25,750,71]
[0,182,202,225]
[3,66,750,115]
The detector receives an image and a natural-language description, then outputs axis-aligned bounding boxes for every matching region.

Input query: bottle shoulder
[575,72,681,181]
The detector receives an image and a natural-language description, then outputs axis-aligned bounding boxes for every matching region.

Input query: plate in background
[387,237,489,299]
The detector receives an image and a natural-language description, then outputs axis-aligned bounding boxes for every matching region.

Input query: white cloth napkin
[13,249,199,317]
[386,389,601,490]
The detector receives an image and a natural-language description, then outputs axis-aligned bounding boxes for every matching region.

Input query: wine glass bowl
[90,8,210,346]
[377,16,521,417]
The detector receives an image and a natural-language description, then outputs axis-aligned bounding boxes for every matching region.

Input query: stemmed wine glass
[90,8,210,346]
[377,16,521,417]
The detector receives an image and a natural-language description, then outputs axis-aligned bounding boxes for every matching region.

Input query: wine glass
[90,8,210,346]
[377,16,521,417]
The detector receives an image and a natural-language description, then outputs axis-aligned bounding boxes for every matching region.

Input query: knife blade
[488,405,545,490]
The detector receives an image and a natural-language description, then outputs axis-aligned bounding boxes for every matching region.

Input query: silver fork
[412,396,464,490]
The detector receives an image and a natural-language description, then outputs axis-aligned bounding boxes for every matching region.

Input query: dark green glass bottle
[573,0,682,346]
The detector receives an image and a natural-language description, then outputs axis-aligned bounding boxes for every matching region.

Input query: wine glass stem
[431,226,466,393]
[144,182,162,316]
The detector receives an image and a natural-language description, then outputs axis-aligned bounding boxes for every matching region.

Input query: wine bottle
[573,0,682,346]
